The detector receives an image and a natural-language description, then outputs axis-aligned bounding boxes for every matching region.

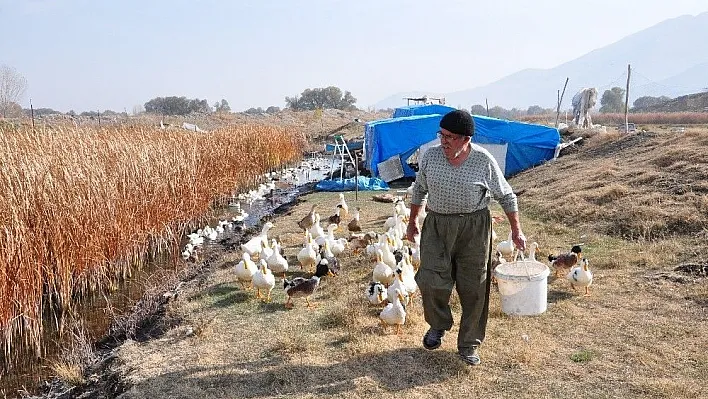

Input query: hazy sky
[1,0,707,112]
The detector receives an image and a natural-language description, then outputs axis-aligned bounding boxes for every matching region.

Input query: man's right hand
[406,223,420,243]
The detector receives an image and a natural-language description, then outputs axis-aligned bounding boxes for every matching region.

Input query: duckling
[283,259,334,308]
[337,193,349,220]
[567,258,593,296]
[235,252,257,290]
[379,288,407,335]
[328,205,342,226]
[366,281,386,306]
[297,204,317,232]
[253,259,276,302]
[347,207,362,233]
[549,245,582,277]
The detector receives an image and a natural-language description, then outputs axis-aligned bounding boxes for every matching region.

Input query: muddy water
[0,157,341,397]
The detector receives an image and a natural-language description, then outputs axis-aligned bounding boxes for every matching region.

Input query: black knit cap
[440,109,475,136]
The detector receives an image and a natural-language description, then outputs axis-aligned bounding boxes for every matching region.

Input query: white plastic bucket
[494,255,550,316]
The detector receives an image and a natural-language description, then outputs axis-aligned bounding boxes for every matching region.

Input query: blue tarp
[315,176,390,192]
[392,104,457,118]
[364,113,560,178]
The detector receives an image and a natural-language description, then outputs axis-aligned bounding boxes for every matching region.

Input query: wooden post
[625,64,631,133]
[97,110,101,126]
[355,153,359,202]
[555,77,569,128]
[485,98,489,117]
[30,98,35,130]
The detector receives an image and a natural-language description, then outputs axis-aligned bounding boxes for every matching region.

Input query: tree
[214,99,231,112]
[285,86,357,111]
[632,95,671,111]
[144,96,212,115]
[265,106,280,114]
[470,104,487,115]
[599,87,626,113]
[527,105,545,115]
[244,107,264,114]
[0,64,28,118]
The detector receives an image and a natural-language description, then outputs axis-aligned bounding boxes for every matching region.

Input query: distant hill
[375,12,708,110]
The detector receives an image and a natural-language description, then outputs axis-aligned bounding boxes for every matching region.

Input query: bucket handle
[513,249,532,281]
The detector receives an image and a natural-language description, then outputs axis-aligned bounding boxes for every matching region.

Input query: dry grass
[521,113,708,125]
[115,164,707,399]
[0,123,303,366]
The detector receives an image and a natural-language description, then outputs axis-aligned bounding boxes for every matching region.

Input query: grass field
[110,128,707,398]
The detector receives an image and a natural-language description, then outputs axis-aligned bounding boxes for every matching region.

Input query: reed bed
[0,124,304,367]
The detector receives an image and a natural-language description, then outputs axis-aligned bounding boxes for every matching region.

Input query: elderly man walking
[406,109,527,366]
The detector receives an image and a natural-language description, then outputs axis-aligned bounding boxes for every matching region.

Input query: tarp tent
[364,113,560,180]
[391,104,457,118]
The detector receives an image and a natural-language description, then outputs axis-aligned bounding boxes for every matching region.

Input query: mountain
[375,12,708,110]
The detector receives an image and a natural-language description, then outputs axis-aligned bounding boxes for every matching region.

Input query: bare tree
[0,65,28,118]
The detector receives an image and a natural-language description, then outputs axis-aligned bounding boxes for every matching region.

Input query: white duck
[297,232,318,272]
[567,258,593,296]
[316,224,337,247]
[308,214,326,241]
[240,222,274,258]
[496,231,515,260]
[235,252,257,289]
[372,249,395,286]
[266,240,289,278]
[252,259,276,302]
[387,267,410,306]
[379,288,407,335]
[337,193,349,220]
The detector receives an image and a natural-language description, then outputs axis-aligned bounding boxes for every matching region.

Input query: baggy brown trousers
[414,208,493,353]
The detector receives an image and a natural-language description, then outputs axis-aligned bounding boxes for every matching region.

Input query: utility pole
[624,64,631,133]
[485,98,489,117]
[555,77,569,128]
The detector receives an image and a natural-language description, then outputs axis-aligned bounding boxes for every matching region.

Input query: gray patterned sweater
[410,144,518,214]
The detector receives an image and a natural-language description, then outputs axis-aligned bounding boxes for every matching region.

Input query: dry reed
[0,123,304,367]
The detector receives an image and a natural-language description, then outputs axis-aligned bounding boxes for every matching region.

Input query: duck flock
[178,169,595,335]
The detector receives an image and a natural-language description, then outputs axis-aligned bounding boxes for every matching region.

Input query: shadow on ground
[122,347,468,398]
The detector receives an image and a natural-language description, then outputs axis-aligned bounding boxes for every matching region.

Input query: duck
[328,205,342,226]
[253,259,276,302]
[387,267,410,306]
[567,258,593,296]
[266,240,289,279]
[329,237,347,257]
[366,281,387,306]
[308,214,326,241]
[297,231,319,272]
[379,288,407,335]
[234,252,257,290]
[240,222,274,258]
[372,249,395,286]
[337,193,349,220]
[549,245,582,277]
[283,259,333,308]
[297,204,317,232]
[318,240,340,276]
[527,242,539,262]
[496,231,515,260]
[315,223,337,248]
[347,207,362,233]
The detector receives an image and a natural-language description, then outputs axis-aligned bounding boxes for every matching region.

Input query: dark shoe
[459,347,481,366]
[422,329,445,350]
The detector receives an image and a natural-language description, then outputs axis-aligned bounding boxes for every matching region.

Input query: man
[406,109,526,366]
